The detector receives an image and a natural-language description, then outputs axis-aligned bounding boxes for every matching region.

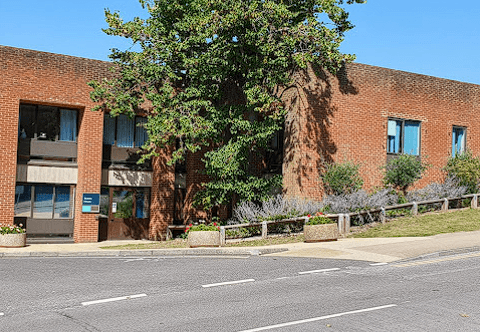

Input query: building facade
[1,46,480,242]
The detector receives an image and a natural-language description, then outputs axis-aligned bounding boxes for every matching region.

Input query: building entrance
[98,187,150,241]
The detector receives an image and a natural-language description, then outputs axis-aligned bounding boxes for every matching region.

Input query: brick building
[1,46,479,242]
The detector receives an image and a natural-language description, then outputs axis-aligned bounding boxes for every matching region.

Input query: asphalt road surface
[1,253,479,331]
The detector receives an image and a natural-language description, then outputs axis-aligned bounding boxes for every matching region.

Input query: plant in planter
[186,223,221,248]
[0,223,27,248]
[304,213,338,242]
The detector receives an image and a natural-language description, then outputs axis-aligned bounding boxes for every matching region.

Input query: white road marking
[81,293,147,306]
[237,304,398,332]
[202,279,255,288]
[0,313,4,316]
[275,277,292,280]
[370,262,388,266]
[298,268,340,275]
[123,258,150,262]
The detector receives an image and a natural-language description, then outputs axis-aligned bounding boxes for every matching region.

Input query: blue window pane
[404,121,420,155]
[59,109,77,142]
[452,127,465,157]
[103,114,116,145]
[135,117,148,147]
[135,190,149,218]
[387,120,401,153]
[117,114,134,147]
[33,185,54,218]
[54,186,71,218]
[14,185,32,217]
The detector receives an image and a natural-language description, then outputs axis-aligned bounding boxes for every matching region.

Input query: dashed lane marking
[236,304,398,332]
[298,268,341,275]
[370,262,389,266]
[393,252,480,267]
[202,279,255,288]
[81,294,147,306]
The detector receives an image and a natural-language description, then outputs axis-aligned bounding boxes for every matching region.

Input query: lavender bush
[232,195,324,224]
[406,177,467,202]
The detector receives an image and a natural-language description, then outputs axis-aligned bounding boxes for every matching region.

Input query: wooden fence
[215,193,480,245]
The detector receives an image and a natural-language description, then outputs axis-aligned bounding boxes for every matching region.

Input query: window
[19,104,78,142]
[452,126,466,157]
[111,188,150,219]
[14,185,32,217]
[387,119,420,155]
[103,114,148,148]
[14,184,73,219]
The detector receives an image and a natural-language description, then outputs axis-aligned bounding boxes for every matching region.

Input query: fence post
[345,214,350,233]
[442,198,449,211]
[380,208,386,224]
[220,226,226,246]
[412,202,418,216]
[262,221,268,239]
[472,195,478,209]
[338,214,344,235]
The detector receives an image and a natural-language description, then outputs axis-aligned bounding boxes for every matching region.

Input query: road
[1,253,479,331]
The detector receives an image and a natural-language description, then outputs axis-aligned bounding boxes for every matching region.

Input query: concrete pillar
[262,221,268,239]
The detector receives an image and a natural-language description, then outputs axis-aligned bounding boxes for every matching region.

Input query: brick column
[0,97,19,226]
[149,147,175,240]
[73,107,105,242]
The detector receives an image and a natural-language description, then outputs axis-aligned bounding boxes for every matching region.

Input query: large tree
[90,0,365,213]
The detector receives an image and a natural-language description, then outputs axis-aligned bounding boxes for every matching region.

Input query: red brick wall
[283,63,480,200]
[0,46,112,242]
[149,147,175,240]
[4,45,480,238]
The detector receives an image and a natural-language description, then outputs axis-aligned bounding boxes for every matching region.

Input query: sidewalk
[1,231,480,263]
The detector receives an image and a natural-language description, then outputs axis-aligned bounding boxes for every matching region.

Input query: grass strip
[350,208,480,238]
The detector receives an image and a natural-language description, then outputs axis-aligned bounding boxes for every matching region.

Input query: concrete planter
[188,231,220,248]
[0,233,27,248]
[304,224,338,242]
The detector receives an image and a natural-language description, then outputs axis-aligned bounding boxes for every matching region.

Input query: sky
[1,0,480,84]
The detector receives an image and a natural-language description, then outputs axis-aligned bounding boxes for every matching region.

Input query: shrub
[383,154,429,194]
[321,161,363,195]
[322,189,398,215]
[444,150,480,194]
[185,223,220,235]
[306,212,335,225]
[232,195,325,224]
[406,177,468,202]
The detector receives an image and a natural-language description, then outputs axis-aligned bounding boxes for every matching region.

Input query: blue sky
[1,0,479,84]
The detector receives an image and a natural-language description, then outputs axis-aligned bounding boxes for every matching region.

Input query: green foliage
[0,224,26,235]
[321,161,363,195]
[185,223,220,234]
[383,154,429,194]
[226,227,254,239]
[114,196,133,218]
[444,150,480,194]
[90,0,365,211]
[306,213,335,225]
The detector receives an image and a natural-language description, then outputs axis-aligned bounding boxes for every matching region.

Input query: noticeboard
[82,193,100,213]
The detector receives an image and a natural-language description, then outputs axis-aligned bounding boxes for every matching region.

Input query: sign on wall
[82,193,100,213]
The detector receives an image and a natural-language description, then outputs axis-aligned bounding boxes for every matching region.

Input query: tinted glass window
[37,106,59,141]
[14,185,32,217]
[33,185,54,218]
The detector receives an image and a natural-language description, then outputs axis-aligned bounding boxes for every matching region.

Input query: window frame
[387,118,421,156]
[103,113,148,148]
[452,126,467,157]
[14,184,75,220]
[19,103,79,142]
